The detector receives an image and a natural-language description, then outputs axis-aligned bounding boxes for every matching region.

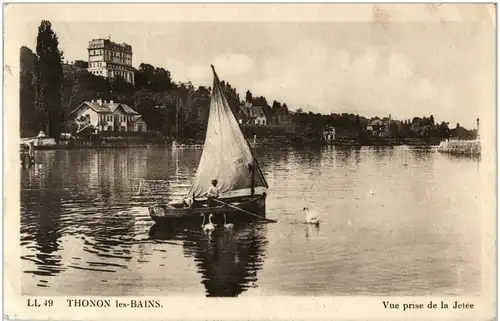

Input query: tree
[389,122,400,138]
[33,20,64,140]
[354,114,363,135]
[20,46,38,136]
[245,90,253,103]
[253,95,268,107]
[135,64,173,92]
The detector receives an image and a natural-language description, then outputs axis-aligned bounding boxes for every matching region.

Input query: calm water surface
[21,146,482,296]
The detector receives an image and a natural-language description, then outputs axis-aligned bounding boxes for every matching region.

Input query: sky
[11,4,495,129]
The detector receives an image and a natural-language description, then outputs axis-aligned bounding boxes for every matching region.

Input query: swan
[369,189,375,195]
[223,213,234,229]
[303,207,320,225]
[200,214,215,232]
[200,214,206,227]
[208,213,218,228]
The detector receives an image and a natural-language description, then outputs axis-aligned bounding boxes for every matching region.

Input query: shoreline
[28,139,440,151]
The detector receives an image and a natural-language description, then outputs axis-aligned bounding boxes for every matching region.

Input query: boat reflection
[149,222,268,297]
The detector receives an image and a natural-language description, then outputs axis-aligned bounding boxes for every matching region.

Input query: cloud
[212,53,254,76]
[162,53,253,86]
[163,58,211,85]
[250,40,459,123]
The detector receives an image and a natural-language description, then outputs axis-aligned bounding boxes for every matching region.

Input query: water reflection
[149,223,268,297]
[21,153,64,277]
[20,146,483,296]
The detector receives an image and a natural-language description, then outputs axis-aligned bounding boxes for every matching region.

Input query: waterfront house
[367,118,389,137]
[323,126,336,142]
[71,99,148,133]
[237,102,268,125]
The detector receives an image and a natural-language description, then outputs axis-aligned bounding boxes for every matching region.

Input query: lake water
[21,145,483,296]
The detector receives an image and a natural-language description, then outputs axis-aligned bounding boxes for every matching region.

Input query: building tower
[476,118,480,140]
[87,38,134,85]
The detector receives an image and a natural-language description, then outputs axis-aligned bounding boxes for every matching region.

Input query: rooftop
[72,99,139,115]
[370,119,386,126]
[239,103,267,118]
[88,38,132,52]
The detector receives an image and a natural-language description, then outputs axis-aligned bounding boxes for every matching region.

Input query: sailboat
[149,65,269,225]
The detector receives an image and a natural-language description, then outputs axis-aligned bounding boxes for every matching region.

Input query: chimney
[97,98,102,106]
[110,100,114,104]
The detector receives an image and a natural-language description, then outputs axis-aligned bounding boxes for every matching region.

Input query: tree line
[20,20,476,143]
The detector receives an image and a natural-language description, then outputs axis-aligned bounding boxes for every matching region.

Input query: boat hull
[149,192,267,226]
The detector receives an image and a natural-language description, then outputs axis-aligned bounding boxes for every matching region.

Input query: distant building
[367,116,391,137]
[87,38,134,84]
[323,126,336,142]
[71,99,147,133]
[237,102,268,125]
[74,60,89,69]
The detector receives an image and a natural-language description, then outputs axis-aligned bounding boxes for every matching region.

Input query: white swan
[223,213,234,229]
[200,214,206,227]
[201,214,215,232]
[303,207,320,225]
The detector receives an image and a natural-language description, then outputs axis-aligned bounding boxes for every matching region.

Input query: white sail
[187,66,267,198]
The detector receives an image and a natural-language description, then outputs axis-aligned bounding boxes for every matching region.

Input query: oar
[213,199,277,223]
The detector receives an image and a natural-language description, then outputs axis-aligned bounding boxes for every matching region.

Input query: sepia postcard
[3,2,497,320]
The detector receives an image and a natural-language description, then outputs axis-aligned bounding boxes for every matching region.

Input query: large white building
[87,38,135,85]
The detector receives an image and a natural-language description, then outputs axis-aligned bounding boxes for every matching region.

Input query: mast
[249,159,256,195]
[210,65,268,190]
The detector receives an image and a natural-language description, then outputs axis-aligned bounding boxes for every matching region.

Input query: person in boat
[206,179,220,207]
